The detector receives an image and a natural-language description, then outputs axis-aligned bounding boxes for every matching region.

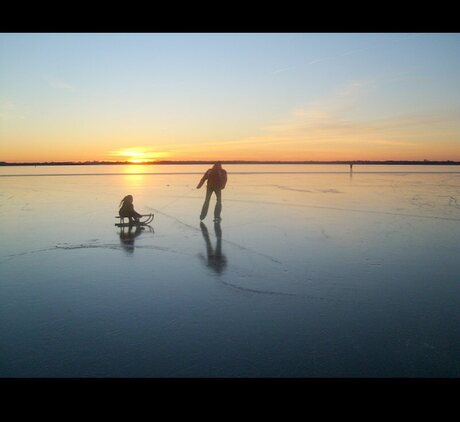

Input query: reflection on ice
[119,225,154,255]
[199,222,227,275]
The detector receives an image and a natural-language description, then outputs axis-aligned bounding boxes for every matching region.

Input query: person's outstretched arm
[197,170,209,189]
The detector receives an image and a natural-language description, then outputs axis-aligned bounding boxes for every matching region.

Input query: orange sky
[2,33,460,163]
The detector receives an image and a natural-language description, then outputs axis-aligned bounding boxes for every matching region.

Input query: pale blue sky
[1,33,460,161]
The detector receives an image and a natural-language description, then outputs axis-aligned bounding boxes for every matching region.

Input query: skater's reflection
[119,225,147,254]
[199,222,227,275]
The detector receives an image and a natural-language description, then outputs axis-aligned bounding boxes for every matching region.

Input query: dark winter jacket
[197,168,227,190]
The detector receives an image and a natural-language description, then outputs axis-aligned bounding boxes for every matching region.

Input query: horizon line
[1,159,460,166]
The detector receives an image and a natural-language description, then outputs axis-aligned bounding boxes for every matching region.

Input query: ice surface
[1,164,460,377]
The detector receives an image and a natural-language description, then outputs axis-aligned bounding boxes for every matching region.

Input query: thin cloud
[306,57,332,65]
[273,57,331,75]
[373,140,418,147]
[273,66,295,75]
[340,34,422,58]
[205,79,460,154]
[275,34,424,77]
[0,100,25,120]
[44,75,76,91]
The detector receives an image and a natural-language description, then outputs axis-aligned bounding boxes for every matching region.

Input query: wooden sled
[115,213,154,227]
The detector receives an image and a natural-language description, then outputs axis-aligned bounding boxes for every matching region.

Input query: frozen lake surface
[1,164,460,377]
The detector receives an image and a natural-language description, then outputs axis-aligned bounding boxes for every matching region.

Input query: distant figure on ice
[119,194,142,224]
[350,163,353,173]
[199,221,227,274]
[197,162,227,222]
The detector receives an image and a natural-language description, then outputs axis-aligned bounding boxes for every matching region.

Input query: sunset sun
[110,148,170,163]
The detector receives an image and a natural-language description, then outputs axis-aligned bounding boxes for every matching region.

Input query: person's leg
[214,188,222,219]
[214,222,222,258]
[200,222,214,258]
[200,187,213,220]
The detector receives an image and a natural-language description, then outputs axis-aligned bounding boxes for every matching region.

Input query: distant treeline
[1,160,459,166]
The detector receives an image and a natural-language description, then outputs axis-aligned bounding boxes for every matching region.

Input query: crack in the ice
[161,195,460,221]
[0,242,190,263]
[448,196,460,209]
[146,206,283,265]
[218,279,299,297]
[273,185,312,193]
[55,243,187,255]
[225,198,460,222]
[273,185,342,194]
[0,247,57,264]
